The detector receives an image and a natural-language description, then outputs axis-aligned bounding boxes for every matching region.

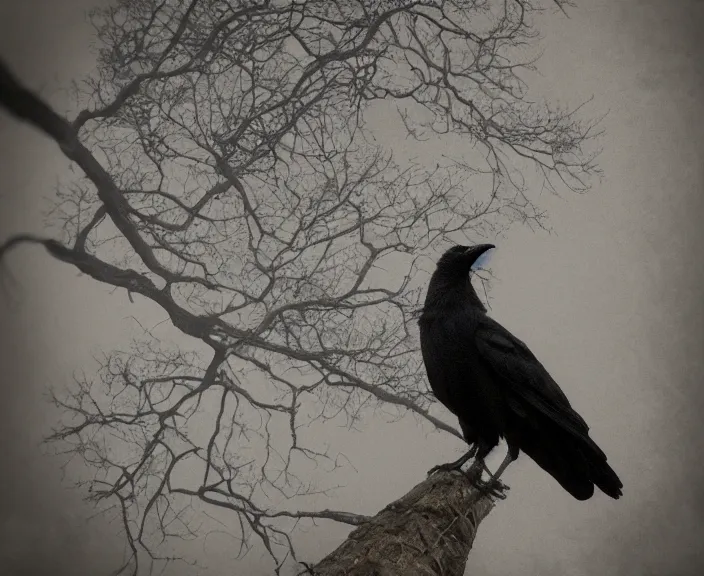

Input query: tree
[0,0,597,574]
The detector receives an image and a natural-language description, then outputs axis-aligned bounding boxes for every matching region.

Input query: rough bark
[309,471,497,576]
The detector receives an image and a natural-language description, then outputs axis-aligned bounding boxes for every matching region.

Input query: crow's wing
[474,315,591,438]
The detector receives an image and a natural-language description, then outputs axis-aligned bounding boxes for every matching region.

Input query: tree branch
[309,471,497,576]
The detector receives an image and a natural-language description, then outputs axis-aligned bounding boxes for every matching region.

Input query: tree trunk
[310,471,497,576]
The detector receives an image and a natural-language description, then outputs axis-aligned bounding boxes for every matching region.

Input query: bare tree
[0,0,598,574]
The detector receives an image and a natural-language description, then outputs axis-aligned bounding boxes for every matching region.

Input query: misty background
[1,1,703,575]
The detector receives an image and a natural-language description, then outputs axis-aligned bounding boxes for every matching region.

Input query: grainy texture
[311,471,496,576]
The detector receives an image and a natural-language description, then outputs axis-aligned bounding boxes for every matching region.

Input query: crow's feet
[471,477,509,499]
[427,448,477,477]
[465,465,509,499]
[427,461,464,476]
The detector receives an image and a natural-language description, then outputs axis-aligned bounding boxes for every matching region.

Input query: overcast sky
[1,1,703,575]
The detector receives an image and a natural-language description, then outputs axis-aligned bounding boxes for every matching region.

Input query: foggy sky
[1,1,703,575]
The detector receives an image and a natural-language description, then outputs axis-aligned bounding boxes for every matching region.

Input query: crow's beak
[464,244,495,267]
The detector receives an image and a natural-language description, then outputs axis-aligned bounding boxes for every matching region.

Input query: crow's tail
[578,434,623,500]
[519,424,623,501]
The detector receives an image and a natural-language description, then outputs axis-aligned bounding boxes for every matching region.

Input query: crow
[418,244,623,500]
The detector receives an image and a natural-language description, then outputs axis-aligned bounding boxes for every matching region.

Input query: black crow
[419,244,623,500]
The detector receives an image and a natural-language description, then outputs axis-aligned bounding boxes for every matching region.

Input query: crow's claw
[463,462,509,499]
[427,461,462,476]
[467,474,509,499]
[427,448,477,477]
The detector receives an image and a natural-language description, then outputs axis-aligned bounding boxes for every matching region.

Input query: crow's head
[422,244,495,310]
[436,244,495,274]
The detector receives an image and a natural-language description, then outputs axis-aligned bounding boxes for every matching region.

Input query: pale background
[1,1,703,575]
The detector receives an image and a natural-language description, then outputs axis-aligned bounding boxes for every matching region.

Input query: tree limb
[309,471,498,576]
